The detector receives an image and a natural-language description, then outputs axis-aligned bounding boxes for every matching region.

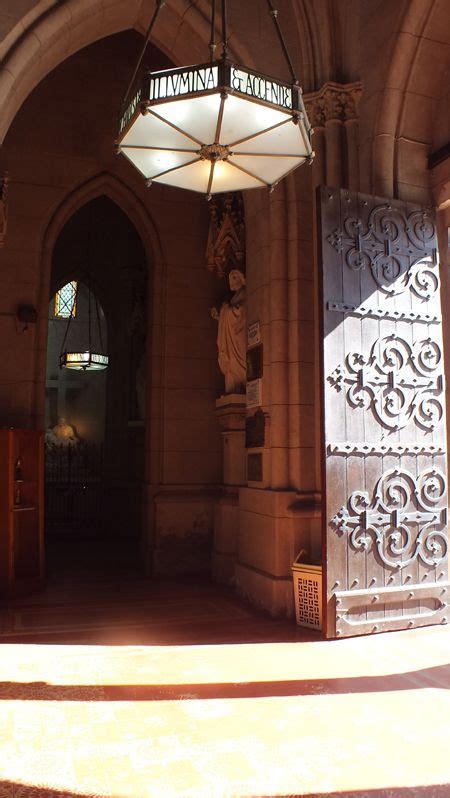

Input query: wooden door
[319,187,449,638]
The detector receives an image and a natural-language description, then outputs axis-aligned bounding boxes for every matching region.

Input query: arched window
[54,280,77,318]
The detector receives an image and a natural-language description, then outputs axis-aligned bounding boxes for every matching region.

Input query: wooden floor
[0,537,449,797]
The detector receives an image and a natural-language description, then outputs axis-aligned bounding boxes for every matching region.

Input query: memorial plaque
[246,379,262,408]
[245,408,265,448]
[247,321,261,348]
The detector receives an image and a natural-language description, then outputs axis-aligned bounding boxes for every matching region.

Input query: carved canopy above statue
[206,193,245,278]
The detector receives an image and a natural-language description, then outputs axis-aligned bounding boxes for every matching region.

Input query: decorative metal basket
[292,555,322,630]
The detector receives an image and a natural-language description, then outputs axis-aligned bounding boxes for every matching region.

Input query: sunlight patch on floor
[1,691,450,797]
[0,624,449,685]
[0,629,448,797]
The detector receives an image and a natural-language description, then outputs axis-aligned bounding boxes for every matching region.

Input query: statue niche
[211,269,247,395]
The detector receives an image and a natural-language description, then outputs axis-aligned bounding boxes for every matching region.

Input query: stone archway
[361,0,450,199]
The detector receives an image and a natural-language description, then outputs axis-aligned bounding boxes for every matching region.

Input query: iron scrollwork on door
[327,204,439,298]
[328,333,444,431]
[330,467,448,570]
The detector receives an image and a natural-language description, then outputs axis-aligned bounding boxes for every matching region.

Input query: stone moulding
[304,81,362,128]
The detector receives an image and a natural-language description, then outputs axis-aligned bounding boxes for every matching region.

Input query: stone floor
[0,537,449,797]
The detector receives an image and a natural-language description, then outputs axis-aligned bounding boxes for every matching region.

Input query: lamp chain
[120,0,298,110]
[221,0,229,59]
[88,274,92,354]
[265,0,298,84]
[95,292,104,353]
[209,0,217,62]
[59,287,76,362]
[120,0,166,115]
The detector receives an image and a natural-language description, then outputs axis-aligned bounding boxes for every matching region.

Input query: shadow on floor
[0,780,449,798]
[0,784,98,798]
[294,789,450,798]
[0,662,448,701]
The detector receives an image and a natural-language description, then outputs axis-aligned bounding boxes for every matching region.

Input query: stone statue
[211,269,247,394]
[45,417,78,447]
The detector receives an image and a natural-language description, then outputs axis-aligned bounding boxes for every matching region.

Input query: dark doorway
[44,196,148,576]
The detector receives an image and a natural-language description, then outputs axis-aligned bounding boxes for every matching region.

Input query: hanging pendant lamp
[60,349,108,371]
[59,210,109,371]
[116,0,314,196]
[59,282,109,371]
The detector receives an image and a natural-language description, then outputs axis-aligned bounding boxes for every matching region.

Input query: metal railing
[45,443,104,526]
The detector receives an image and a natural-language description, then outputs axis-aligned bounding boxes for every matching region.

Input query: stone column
[212,394,246,584]
[345,117,360,190]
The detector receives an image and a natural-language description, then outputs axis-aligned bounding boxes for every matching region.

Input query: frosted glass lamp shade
[117,61,314,195]
[60,351,109,371]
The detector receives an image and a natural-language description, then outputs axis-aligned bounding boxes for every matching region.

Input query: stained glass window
[54,281,77,318]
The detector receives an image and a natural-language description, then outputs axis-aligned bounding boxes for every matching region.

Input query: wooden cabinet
[0,429,45,596]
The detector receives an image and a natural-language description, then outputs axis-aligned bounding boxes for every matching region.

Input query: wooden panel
[335,582,449,635]
[0,429,44,595]
[319,187,448,638]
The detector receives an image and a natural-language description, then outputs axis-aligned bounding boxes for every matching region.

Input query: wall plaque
[246,379,262,408]
[248,321,261,347]
[246,344,263,382]
[247,453,263,482]
[246,408,265,448]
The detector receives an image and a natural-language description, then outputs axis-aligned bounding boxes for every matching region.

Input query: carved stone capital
[304,82,362,128]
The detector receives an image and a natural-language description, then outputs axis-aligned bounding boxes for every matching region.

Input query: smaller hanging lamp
[59,209,109,371]
[59,281,109,371]
[116,0,314,196]
[60,350,109,371]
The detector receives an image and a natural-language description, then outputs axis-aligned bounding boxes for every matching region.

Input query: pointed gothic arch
[34,172,163,438]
